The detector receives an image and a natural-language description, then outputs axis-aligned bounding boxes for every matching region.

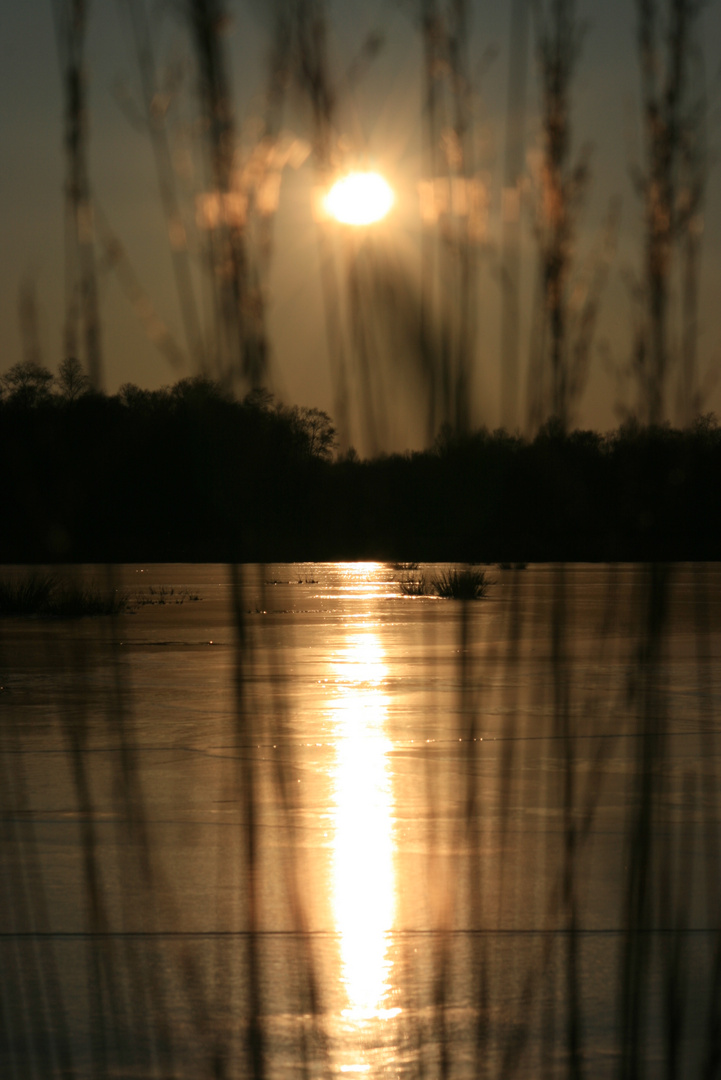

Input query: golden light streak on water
[329,629,400,1029]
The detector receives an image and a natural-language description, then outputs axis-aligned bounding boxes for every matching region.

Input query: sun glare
[330,633,398,1024]
[325,172,394,226]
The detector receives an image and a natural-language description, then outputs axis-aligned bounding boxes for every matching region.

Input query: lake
[2,562,720,1078]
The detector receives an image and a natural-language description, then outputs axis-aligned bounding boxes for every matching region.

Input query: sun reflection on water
[330,630,400,1028]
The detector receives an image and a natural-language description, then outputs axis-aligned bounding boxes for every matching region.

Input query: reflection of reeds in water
[2,1,718,1079]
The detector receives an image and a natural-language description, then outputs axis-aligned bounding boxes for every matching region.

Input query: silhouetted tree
[290,406,337,461]
[117,382,170,410]
[57,356,91,400]
[243,387,275,412]
[1,371,718,562]
[171,374,231,406]
[2,360,55,406]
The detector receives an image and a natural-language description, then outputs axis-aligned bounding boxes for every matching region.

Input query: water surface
[2,562,720,1078]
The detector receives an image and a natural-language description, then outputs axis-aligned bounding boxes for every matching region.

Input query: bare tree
[2,361,55,406]
[57,356,91,401]
[291,405,337,460]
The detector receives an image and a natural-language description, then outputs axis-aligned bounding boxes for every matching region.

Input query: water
[2,562,720,1078]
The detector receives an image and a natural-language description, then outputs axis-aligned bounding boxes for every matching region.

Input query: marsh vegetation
[0,572,128,618]
[398,565,492,599]
[430,565,491,599]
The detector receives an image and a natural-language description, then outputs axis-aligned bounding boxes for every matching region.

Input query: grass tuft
[0,574,128,618]
[431,567,491,600]
[0,574,57,615]
[398,572,429,596]
[52,583,128,618]
[132,586,200,607]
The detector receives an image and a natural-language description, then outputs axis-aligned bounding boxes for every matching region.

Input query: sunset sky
[1,0,720,451]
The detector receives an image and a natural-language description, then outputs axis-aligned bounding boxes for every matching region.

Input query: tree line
[2,360,719,563]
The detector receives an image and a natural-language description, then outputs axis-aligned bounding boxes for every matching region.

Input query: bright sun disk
[325,172,394,226]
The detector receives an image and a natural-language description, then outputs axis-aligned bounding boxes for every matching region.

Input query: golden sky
[1,0,719,451]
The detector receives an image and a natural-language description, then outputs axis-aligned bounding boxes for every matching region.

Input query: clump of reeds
[52,581,129,617]
[132,585,200,606]
[0,574,128,618]
[431,567,491,599]
[629,0,705,425]
[398,572,429,596]
[0,573,57,615]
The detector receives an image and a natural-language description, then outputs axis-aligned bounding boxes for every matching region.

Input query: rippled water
[2,562,720,1078]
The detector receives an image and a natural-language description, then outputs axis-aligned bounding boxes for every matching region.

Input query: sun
[325,172,394,226]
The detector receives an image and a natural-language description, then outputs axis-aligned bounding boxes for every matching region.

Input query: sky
[1,0,720,453]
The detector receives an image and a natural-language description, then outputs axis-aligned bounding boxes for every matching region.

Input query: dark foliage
[1,381,718,562]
